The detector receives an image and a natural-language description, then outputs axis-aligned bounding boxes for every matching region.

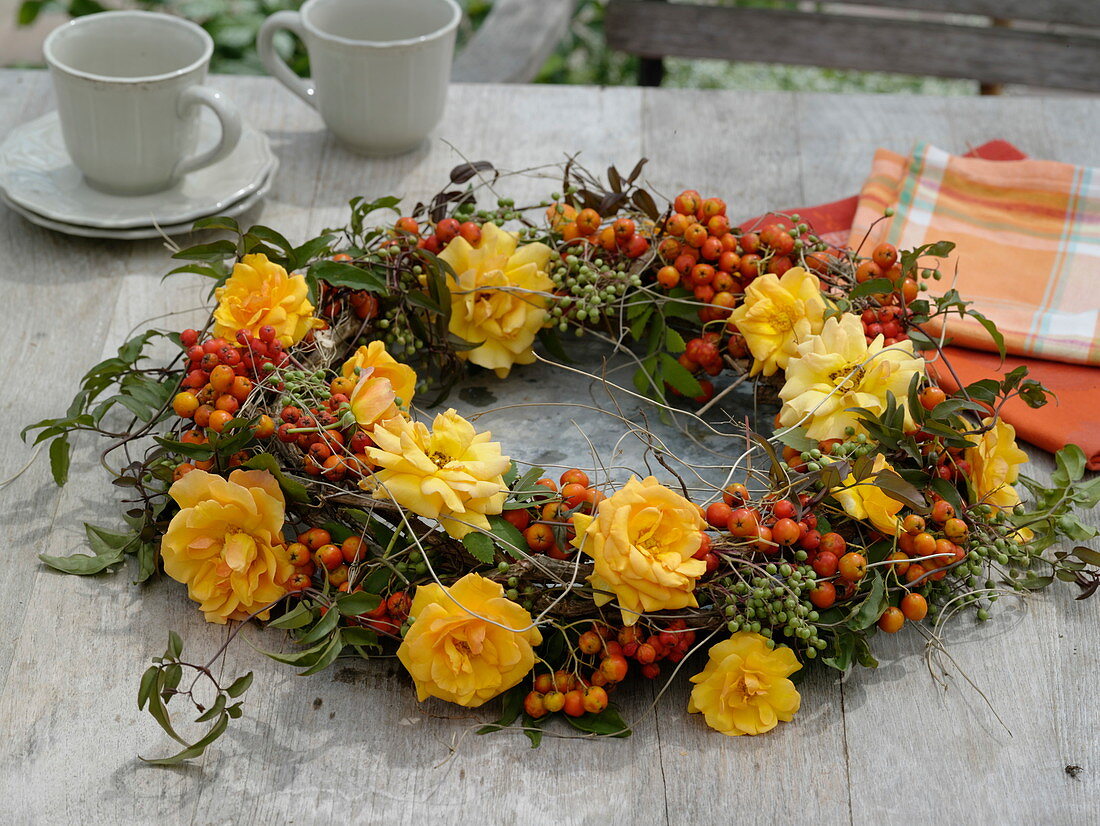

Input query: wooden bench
[453,0,578,83]
[604,0,1100,92]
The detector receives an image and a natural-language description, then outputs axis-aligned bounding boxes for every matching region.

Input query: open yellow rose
[728,267,826,377]
[213,253,320,347]
[966,416,1029,511]
[831,454,904,536]
[778,313,925,441]
[161,469,293,624]
[397,573,542,707]
[571,475,706,626]
[340,341,417,409]
[438,222,554,378]
[363,409,510,539]
[688,631,801,736]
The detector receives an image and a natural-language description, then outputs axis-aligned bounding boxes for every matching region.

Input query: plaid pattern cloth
[849,143,1100,366]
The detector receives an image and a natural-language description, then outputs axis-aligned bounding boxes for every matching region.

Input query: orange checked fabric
[849,143,1100,366]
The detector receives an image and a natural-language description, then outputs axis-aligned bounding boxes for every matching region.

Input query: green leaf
[488,515,527,558]
[17,1,43,25]
[336,591,382,616]
[847,574,887,630]
[342,627,380,647]
[659,353,703,398]
[141,713,229,766]
[49,435,70,486]
[137,666,159,710]
[664,327,686,354]
[872,468,928,512]
[225,672,254,698]
[563,704,631,738]
[297,634,345,676]
[295,605,340,646]
[242,453,311,503]
[967,310,1006,360]
[1052,445,1087,487]
[166,631,183,660]
[171,239,237,261]
[190,216,240,234]
[462,531,496,565]
[267,603,314,630]
[848,277,895,300]
[309,259,387,292]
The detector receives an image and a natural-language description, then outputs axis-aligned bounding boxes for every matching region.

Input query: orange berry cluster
[548,204,651,259]
[284,526,412,636]
[504,469,604,560]
[854,242,917,346]
[525,670,609,720]
[394,215,482,255]
[274,387,377,482]
[171,328,284,435]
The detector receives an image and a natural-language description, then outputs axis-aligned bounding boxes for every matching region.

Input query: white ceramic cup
[44,11,242,196]
[258,0,460,156]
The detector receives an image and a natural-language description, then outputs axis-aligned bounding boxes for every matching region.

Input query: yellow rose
[397,573,542,707]
[363,409,510,539]
[161,469,292,624]
[728,267,827,377]
[438,222,554,378]
[570,475,706,626]
[688,632,801,736]
[966,416,1029,512]
[778,313,925,441]
[213,253,320,347]
[340,341,417,409]
[831,454,904,536]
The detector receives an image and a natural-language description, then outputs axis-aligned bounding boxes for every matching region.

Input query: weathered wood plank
[793,95,1100,823]
[453,0,577,83]
[821,0,1100,29]
[605,1,1100,92]
[641,87,853,825]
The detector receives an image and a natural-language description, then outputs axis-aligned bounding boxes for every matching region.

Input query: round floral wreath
[29,159,1100,760]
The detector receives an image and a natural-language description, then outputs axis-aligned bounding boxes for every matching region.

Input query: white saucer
[2,159,277,240]
[0,111,275,229]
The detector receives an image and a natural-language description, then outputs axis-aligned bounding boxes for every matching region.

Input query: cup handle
[258,11,317,109]
[173,86,243,178]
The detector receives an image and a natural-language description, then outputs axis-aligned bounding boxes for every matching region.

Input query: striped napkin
[849,142,1100,366]
[739,141,1100,468]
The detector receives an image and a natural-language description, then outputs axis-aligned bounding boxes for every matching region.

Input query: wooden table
[0,70,1096,825]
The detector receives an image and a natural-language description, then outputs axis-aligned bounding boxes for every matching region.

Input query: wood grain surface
[0,70,1095,825]
[605,1,1100,92]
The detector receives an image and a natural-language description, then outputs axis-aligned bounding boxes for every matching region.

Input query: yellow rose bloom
[363,409,510,539]
[966,416,1029,512]
[397,573,542,707]
[438,222,554,378]
[161,469,293,624]
[688,632,801,736]
[570,475,706,626]
[728,267,827,377]
[340,341,417,409]
[778,313,925,441]
[831,453,904,536]
[213,253,320,347]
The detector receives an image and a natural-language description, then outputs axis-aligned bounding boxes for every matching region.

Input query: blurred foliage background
[15,0,969,93]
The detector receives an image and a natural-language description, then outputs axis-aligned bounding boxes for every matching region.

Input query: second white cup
[258,0,460,156]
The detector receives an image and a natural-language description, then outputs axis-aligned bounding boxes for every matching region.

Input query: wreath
[26,159,1100,761]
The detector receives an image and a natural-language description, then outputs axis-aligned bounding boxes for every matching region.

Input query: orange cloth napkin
[740,141,1100,468]
[849,143,1100,366]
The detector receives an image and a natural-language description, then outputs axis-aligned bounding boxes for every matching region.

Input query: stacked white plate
[0,111,277,240]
